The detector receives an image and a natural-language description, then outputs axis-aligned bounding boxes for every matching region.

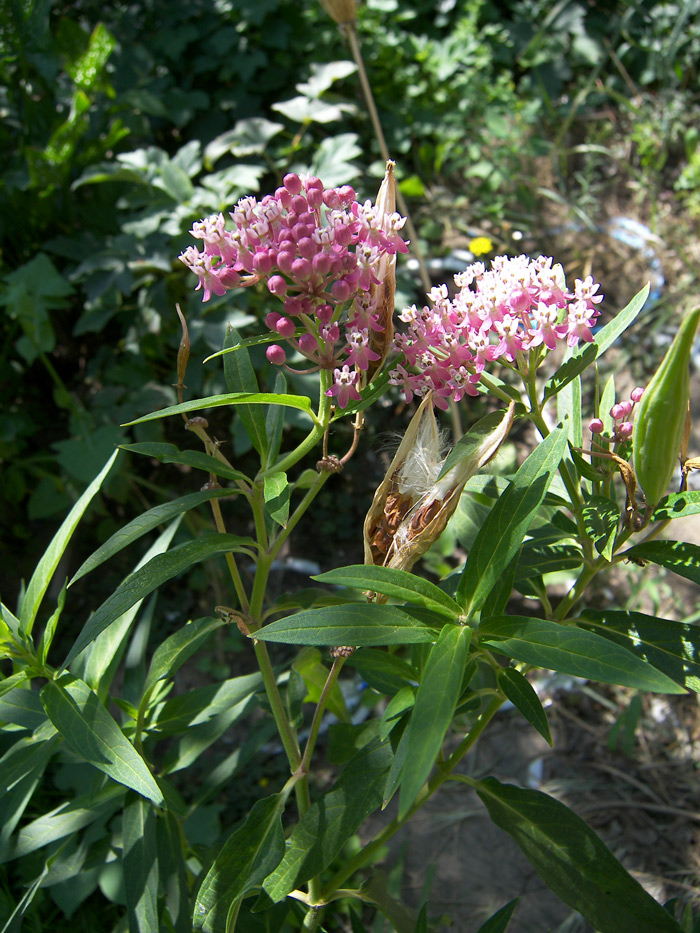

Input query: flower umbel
[390,255,603,409]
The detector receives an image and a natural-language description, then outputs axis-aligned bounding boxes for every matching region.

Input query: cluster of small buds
[388,255,603,409]
[179,173,407,407]
[589,387,645,443]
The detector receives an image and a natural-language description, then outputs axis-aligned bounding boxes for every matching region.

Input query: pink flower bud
[631,386,645,402]
[297,237,317,259]
[274,316,296,337]
[299,333,318,355]
[617,421,633,439]
[313,253,332,275]
[266,344,286,365]
[275,186,292,209]
[284,296,302,316]
[268,275,288,297]
[254,251,274,275]
[283,173,302,195]
[316,303,333,324]
[589,418,605,434]
[265,312,282,329]
[291,258,312,280]
[610,403,625,421]
[332,279,352,302]
[291,195,308,213]
[277,251,295,274]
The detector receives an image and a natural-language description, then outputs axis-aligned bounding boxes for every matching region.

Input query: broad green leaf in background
[264,370,287,469]
[384,625,471,818]
[0,686,47,730]
[69,487,235,584]
[557,376,582,448]
[119,443,249,484]
[622,539,700,585]
[41,676,164,804]
[513,542,583,584]
[582,495,621,561]
[543,284,649,400]
[62,534,254,668]
[346,648,417,695]
[652,490,700,522]
[157,812,191,933]
[124,796,159,933]
[148,673,263,736]
[194,794,286,932]
[263,741,392,902]
[379,686,415,741]
[456,428,568,616]
[577,608,700,692]
[475,778,683,933]
[255,604,443,647]
[223,324,268,459]
[497,668,552,745]
[599,373,616,435]
[475,898,520,933]
[264,471,290,527]
[314,565,462,618]
[19,449,119,636]
[122,392,316,427]
[479,616,685,693]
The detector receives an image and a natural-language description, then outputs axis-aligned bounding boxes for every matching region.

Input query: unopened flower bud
[589,418,604,434]
[266,345,286,365]
[631,386,645,402]
[617,421,633,439]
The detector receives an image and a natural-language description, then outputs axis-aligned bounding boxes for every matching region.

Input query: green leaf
[255,604,443,647]
[122,392,315,426]
[143,616,226,696]
[292,649,349,721]
[148,673,263,736]
[264,472,290,527]
[120,443,249,483]
[346,649,417,695]
[20,450,119,635]
[157,812,191,933]
[0,723,58,797]
[223,324,269,459]
[543,284,650,400]
[623,540,700,585]
[62,534,253,669]
[557,375,582,448]
[123,796,159,932]
[385,625,471,818]
[379,686,415,741]
[314,565,462,618]
[456,428,568,616]
[582,496,620,561]
[41,676,164,804]
[263,741,392,902]
[69,487,234,584]
[475,777,682,933]
[264,371,287,469]
[652,490,700,522]
[577,608,700,693]
[437,408,515,481]
[38,580,66,665]
[0,685,47,730]
[194,794,286,931]
[479,616,685,693]
[475,899,519,933]
[6,784,123,862]
[513,542,583,583]
[497,668,552,745]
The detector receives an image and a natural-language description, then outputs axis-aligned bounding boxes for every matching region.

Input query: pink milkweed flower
[327,365,362,408]
[589,418,605,434]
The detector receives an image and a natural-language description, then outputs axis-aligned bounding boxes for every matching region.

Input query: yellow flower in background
[468,236,494,257]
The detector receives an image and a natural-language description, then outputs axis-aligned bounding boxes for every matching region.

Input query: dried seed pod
[318,0,357,25]
[364,397,515,584]
[633,306,700,505]
[365,161,399,384]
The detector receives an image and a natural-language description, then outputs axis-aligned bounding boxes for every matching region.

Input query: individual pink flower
[327,365,362,408]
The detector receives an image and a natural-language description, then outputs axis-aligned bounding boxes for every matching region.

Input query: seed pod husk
[365,161,398,384]
[633,306,700,505]
[364,397,514,583]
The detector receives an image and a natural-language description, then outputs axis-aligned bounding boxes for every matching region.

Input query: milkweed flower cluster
[389,255,604,410]
[179,171,407,407]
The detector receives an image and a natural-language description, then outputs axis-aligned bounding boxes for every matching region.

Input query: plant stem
[209,497,250,614]
[300,657,347,775]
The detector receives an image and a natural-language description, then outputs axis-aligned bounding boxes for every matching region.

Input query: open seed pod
[365,160,399,384]
[364,396,515,590]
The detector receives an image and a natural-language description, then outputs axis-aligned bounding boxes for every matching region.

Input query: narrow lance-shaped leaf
[20,450,119,635]
[41,676,163,804]
[69,487,235,584]
[264,471,290,527]
[264,370,287,469]
[119,443,249,484]
[652,490,700,522]
[255,603,443,647]
[577,608,700,693]
[62,534,254,669]
[479,616,685,693]
[123,796,159,933]
[385,625,472,818]
[223,324,269,458]
[457,428,568,616]
[497,668,552,745]
[314,565,461,618]
[475,899,520,933]
[122,392,315,427]
[582,495,620,562]
[193,794,286,932]
[475,777,683,933]
[622,539,700,586]
[143,616,227,697]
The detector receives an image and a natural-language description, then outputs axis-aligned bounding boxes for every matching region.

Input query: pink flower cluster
[389,255,604,409]
[589,387,645,443]
[179,173,407,408]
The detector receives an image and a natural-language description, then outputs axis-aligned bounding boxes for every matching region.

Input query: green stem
[209,498,250,614]
[300,657,347,775]
[320,694,505,901]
